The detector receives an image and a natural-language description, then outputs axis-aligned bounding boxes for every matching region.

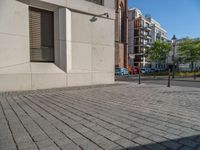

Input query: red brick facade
[115,0,128,68]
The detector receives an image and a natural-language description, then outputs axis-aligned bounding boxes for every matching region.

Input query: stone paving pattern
[1,82,200,150]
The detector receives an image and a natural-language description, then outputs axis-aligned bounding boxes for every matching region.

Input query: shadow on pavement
[118,134,200,150]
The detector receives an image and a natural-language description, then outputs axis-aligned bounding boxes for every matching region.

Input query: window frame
[29,7,55,63]
[85,0,104,6]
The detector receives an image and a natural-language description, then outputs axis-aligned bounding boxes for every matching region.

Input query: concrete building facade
[115,0,128,68]
[0,0,115,91]
[145,16,168,69]
[146,16,167,43]
[128,8,152,67]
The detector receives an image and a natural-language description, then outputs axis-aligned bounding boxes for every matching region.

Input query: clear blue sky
[128,0,200,39]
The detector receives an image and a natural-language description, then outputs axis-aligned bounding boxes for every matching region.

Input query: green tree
[178,38,200,72]
[146,40,171,68]
[178,38,200,79]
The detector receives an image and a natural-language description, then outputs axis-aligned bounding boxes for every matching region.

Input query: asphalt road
[116,76,200,88]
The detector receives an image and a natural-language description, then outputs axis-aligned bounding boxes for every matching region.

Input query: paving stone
[133,136,153,145]
[40,144,61,150]
[98,140,119,150]
[60,142,81,150]
[79,141,102,150]
[36,139,55,149]
[0,138,17,150]
[148,135,167,143]
[179,138,199,148]
[179,146,194,150]
[161,140,182,150]
[115,138,139,148]
[146,143,167,150]
[105,133,122,141]
[1,83,200,150]
[32,134,49,142]
[136,130,153,138]
[196,145,200,150]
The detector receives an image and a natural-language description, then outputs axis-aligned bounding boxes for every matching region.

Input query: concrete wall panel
[92,72,114,84]
[0,63,31,92]
[71,42,92,71]
[0,74,31,92]
[31,74,67,90]
[31,63,67,89]
[91,17,115,46]
[92,45,114,72]
[0,0,29,36]
[0,0,29,68]
[71,12,92,43]
[0,34,29,68]
[67,73,92,86]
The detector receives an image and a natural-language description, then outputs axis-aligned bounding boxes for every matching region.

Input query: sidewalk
[1,82,200,150]
[117,75,200,82]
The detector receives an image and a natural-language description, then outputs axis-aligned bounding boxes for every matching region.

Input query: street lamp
[171,35,177,79]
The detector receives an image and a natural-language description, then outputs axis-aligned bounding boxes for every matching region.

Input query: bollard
[167,68,171,87]
[138,71,141,84]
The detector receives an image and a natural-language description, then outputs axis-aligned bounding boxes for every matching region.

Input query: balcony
[145,43,151,47]
[143,26,151,31]
[141,42,151,48]
[144,34,152,40]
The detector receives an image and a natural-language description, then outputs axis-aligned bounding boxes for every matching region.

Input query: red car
[128,66,139,75]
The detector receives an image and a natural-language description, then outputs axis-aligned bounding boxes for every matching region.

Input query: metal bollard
[167,68,171,87]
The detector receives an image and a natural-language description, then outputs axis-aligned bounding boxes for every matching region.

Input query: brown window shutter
[29,9,42,61]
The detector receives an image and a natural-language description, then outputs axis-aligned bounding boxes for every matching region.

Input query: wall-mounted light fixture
[90,12,109,22]
[90,16,98,22]
[100,12,109,18]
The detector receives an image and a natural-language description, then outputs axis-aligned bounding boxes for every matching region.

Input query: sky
[128,0,200,39]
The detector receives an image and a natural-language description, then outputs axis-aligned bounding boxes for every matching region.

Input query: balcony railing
[144,34,152,39]
[141,42,151,47]
[142,26,151,31]
[85,0,103,5]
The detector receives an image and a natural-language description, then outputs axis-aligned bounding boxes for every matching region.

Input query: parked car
[150,68,156,73]
[141,68,149,74]
[133,66,139,74]
[146,68,152,73]
[115,67,129,76]
[128,66,139,75]
[151,68,163,73]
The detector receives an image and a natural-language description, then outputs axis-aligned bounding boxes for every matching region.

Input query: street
[116,76,200,88]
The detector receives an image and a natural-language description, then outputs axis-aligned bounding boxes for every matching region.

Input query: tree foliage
[178,38,200,65]
[146,40,171,63]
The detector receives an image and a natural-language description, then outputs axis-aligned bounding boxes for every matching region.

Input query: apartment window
[29,7,54,62]
[85,0,103,5]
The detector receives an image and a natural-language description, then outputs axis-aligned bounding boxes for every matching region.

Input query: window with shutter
[85,0,103,5]
[29,7,54,62]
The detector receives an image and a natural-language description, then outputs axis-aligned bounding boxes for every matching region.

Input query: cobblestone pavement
[1,82,200,150]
